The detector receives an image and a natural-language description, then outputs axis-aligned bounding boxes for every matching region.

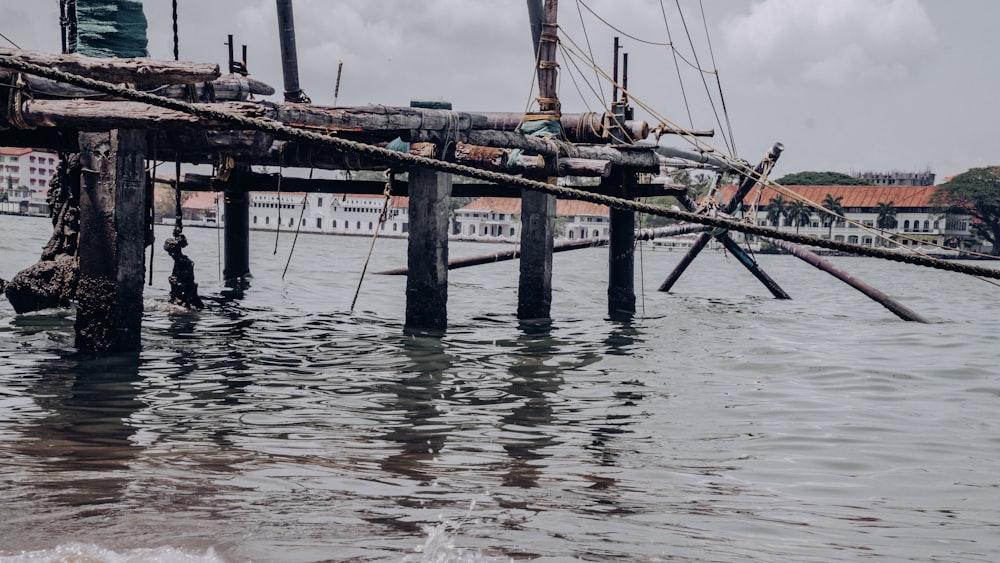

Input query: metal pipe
[275,0,308,102]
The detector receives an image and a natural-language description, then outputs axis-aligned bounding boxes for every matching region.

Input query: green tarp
[67,0,148,58]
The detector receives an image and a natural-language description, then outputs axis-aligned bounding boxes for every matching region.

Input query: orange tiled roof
[182,191,218,210]
[0,147,32,157]
[717,184,939,208]
[459,197,609,217]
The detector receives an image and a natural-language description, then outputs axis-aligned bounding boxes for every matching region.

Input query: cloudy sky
[3,0,998,181]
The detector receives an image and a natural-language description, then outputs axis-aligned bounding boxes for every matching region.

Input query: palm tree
[821,193,845,238]
[784,200,813,234]
[875,201,898,246]
[765,195,786,229]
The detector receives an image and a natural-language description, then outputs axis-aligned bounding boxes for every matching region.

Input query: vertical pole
[608,175,636,318]
[518,0,559,321]
[75,130,147,353]
[607,47,636,318]
[275,0,309,103]
[405,167,452,331]
[223,165,251,290]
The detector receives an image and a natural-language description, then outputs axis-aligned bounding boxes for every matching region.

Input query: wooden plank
[0,47,220,86]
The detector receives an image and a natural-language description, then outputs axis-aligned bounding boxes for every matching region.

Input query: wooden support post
[75,130,147,352]
[517,188,556,320]
[405,166,452,331]
[608,174,636,318]
[222,178,251,290]
[518,0,559,321]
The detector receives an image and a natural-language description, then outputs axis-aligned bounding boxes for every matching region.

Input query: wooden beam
[0,71,274,101]
[0,47,220,86]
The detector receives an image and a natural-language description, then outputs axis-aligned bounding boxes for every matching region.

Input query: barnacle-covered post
[71,0,149,352]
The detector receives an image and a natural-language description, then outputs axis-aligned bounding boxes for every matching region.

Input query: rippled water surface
[1,214,999,562]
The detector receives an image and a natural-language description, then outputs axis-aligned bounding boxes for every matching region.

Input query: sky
[2,0,998,182]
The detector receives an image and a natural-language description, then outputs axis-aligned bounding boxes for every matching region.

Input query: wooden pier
[4,0,998,351]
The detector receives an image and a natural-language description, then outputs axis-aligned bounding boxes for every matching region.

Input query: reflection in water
[15,353,143,508]
[379,334,455,484]
[499,322,564,489]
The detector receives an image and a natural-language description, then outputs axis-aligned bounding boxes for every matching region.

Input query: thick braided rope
[2,53,999,280]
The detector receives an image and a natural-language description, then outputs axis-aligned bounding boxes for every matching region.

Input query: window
[568,231,575,239]
[301,218,306,227]
[848,235,859,244]
[863,237,873,245]
[593,230,599,237]
[923,220,930,232]
[469,225,475,235]
[393,223,398,231]
[368,221,374,230]
[289,217,294,227]
[903,220,910,231]
[510,227,516,237]
[317,197,323,207]
[332,220,337,228]
[253,216,258,224]
[356,221,361,229]
[316,217,322,229]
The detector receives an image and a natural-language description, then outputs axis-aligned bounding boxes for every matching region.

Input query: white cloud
[719,0,937,87]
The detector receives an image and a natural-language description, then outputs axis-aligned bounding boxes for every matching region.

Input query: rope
[573,0,606,108]
[148,138,157,286]
[3,54,999,281]
[350,171,393,311]
[171,0,179,62]
[6,74,35,130]
[281,193,309,280]
[173,160,182,233]
[658,0,694,129]
[273,147,284,255]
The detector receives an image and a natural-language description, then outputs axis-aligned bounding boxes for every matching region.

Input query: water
[1,214,999,562]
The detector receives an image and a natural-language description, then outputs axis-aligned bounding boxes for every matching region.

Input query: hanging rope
[171,0,179,62]
[350,171,394,312]
[273,148,284,255]
[282,192,309,280]
[147,138,157,286]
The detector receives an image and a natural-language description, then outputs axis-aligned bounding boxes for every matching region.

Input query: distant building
[0,147,59,215]
[852,170,935,186]
[211,192,611,243]
[216,192,412,237]
[453,197,610,242]
[731,184,977,251]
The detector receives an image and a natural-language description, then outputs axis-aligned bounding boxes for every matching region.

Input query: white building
[723,184,977,251]
[453,197,610,242]
[0,147,59,215]
[217,192,411,237]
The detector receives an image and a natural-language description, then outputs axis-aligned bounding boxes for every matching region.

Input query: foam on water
[0,544,225,563]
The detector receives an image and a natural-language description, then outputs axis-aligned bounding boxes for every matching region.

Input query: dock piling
[75,129,147,352]
[405,167,452,331]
